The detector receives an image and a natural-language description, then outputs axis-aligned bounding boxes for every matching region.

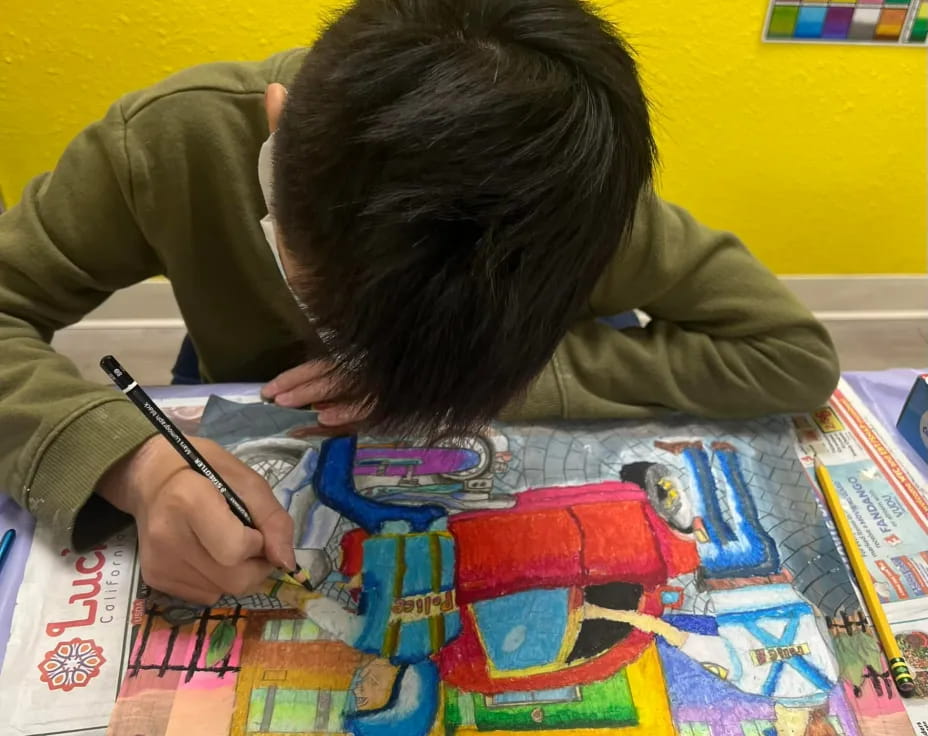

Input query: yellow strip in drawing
[625,644,676,736]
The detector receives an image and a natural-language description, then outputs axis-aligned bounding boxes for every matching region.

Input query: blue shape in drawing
[402,535,437,595]
[684,446,736,545]
[314,436,446,533]
[278,449,318,512]
[355,537,399,656]
[685,446,780,578]
[398,620,432,659]
[664,614,719,637]
[473,589,570,670]
[345,661,440,736]
[355,533,460,662]
[719,602,834,696]
[661,589,683,607]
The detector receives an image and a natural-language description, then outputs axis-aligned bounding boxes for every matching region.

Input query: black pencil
[99,355,313,592]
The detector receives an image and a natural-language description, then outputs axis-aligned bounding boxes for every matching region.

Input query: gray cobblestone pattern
[218,593,287,610]
[200,402,857,617]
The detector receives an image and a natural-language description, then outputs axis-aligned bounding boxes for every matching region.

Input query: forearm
[0,323,156,546]
[553,318,839,420]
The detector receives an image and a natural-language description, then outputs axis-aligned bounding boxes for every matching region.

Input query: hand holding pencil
[97,356,309,606]
[97,433,296,605]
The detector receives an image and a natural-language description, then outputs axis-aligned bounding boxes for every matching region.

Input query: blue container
[897,374,928,465]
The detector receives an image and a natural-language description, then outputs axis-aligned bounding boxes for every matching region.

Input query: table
[0,370,922,669]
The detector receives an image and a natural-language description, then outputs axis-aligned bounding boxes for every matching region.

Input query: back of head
[275,0,655,435]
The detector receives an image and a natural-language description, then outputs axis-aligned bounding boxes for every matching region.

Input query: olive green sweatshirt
[0,49,839,546]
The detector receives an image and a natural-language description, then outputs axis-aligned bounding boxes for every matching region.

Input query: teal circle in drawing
[920,410,928,450]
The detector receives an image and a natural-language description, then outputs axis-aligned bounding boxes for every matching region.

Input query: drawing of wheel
[433,434,493,480]
[233,438,311,486]
[621,462,695,534]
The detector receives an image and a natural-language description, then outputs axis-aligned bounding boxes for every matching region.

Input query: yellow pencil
[813,457,915,696]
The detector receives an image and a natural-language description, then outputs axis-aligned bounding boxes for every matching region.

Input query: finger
[186,481,266,566]
[318,402,372,427]
[148,533,268,602]
[175,553,264,603]
[207,455,296,570]
[163,580,223,607]
[274,375,344,408]
[188,546,275,598]
[262,361,332,399]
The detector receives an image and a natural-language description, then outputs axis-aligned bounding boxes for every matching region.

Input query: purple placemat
[0,494,36,666]
[844,368,928,472]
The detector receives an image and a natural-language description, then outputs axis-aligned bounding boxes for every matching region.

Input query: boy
[0,0,839,604]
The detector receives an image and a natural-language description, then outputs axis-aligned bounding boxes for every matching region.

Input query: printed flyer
[794,379,928,603]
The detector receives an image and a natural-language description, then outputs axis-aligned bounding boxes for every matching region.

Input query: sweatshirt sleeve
[0,100,160,546]
[514,192,840,420]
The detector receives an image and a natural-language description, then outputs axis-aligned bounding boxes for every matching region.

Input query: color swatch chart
[765,1,928,44]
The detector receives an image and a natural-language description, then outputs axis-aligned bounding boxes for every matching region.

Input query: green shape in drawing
[247,688,266,731]
[248,687,347,733]
[205,618,237,668]
[832,630,882,688]
[277,619,295,641]
[444,669,636,731]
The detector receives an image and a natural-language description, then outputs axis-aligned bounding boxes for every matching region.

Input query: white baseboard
[62,275,928,331]
[781,275,928,319]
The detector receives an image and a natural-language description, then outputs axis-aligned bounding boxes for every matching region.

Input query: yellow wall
[1,1,925,273]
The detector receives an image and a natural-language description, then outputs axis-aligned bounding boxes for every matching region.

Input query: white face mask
[257,132,347,357]
[257,132,308,310]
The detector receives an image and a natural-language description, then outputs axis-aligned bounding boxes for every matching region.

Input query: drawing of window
[677,723,712,736]
[247,686,348,733]
[262,618,332,642]
[127,608,244,683]
[487,686,581,707]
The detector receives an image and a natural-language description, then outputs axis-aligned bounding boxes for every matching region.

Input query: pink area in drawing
[38,638,106,692]
[127,625,243,692]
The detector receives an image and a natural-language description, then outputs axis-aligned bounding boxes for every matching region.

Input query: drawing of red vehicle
[436,482,699,694]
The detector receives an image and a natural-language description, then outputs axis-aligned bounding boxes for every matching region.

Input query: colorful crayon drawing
[106,400,914,736]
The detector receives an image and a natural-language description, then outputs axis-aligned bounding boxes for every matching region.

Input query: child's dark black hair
[274,0,656,436]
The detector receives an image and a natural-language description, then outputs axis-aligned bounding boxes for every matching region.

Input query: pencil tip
[288,568,315,591]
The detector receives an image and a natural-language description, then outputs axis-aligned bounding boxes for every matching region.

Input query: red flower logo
[38,638,106,692]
